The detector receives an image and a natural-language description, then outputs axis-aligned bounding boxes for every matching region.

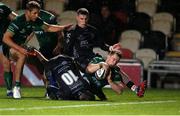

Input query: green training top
[34,10,58,51]
[7,13,44,45]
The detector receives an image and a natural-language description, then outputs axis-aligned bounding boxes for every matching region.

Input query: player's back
[35,10,58,59]
[45,55,92,100]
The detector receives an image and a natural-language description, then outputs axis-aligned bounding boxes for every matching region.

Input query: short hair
[26,1,41,11]
[77,8,89,16]
[28,0,43,8]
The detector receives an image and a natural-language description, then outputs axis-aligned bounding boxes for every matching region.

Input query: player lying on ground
[85,43,147,100]
[29,48,95,100]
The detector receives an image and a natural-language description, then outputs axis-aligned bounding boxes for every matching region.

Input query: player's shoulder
[87,24,97,31]
[114,65,120,71]
[8,14,25,30]
[13,14,25,22]
[40,10,54,17]
[39,10,56,24]
[64,24,76,33]
[0,3,11,15]
[0,2,9,9]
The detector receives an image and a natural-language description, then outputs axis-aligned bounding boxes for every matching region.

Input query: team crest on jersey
[66,33,71,38]
[65,33,71,43]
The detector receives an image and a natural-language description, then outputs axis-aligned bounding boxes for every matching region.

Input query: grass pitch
[0,87,180,115]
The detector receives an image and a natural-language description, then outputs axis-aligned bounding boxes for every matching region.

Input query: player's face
[27,8,40,21]
[101,6,110,18]
[106,52,121,67]
[76,14,88,28]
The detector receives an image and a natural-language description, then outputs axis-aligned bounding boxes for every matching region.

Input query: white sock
[131,85,138,93]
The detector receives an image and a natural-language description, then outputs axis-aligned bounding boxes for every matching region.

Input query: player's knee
[46,86,60,100]
[3,59,11,72]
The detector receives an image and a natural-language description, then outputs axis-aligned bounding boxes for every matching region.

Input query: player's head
[106,43,122,67]
[28,0,43,8]
[79,90,95,101]
[76,8,89,28]
[25,1,40,21]
[101,4,111,19]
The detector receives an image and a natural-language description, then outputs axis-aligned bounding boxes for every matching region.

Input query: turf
[0,87,180,115]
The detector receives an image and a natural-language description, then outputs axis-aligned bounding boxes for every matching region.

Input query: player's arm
[86,62,108,74]
[86,63,102,73]
[107,71,124,94]
[42,22,72,32]
[53,31,63,55]
[3,31,28,55]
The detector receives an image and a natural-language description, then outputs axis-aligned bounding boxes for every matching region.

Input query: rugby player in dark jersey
[34,49,95,100]
[63,8,109,72]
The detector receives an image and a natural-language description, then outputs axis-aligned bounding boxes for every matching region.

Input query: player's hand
[27,51,36,56]
[17,47,29,55]
[99,62,109,69]
[101,62,110,75]
[63,23,73,30]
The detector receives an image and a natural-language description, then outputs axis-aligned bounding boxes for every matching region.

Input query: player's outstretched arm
[3,31,28,55]
[86,62,108,74]
[33,49,49,63]
[43,22,73,32]
[107,71,124,94]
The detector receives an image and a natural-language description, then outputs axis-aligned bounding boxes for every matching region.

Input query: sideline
[0,100,176,111]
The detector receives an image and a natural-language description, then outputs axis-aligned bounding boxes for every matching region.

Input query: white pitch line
[0,100,176,111]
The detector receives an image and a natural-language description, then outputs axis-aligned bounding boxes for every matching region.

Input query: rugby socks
[15,81,21,87]
[4,72,13,91]
[126,81,138,93]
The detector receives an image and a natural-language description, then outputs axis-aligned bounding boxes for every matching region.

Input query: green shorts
[2,44,10,58]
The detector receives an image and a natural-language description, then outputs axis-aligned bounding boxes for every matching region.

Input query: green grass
[0,87,180,115]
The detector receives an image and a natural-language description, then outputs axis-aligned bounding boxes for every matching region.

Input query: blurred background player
[99,4,120,46]
[0,2,17,97]
[2,1,72,99]
[85,43,147,100]
[63,8,109,72]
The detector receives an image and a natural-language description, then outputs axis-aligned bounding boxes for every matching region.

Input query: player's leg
[45,69,62,100]
[10,48,26,99]
[78,90,95,101]
[136,80,147,97]
[0,45,13,96]
[3,54,13,97]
